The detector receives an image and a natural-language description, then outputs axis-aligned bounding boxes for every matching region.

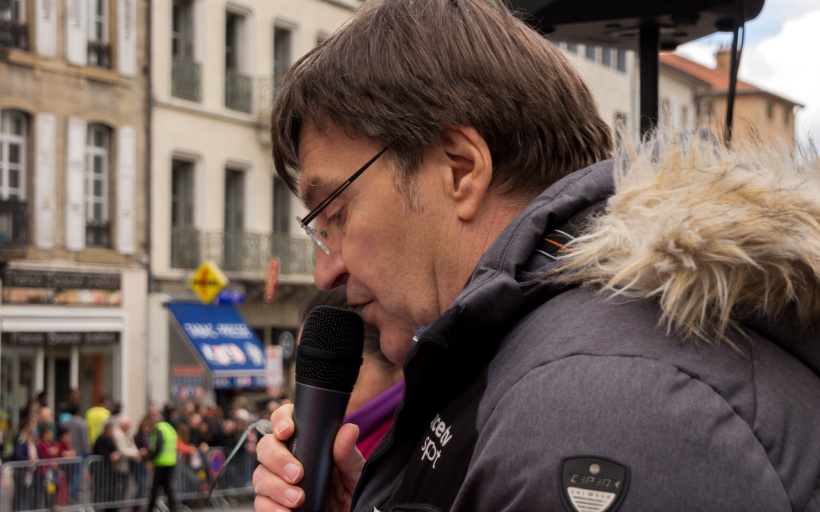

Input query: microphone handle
[289,382,352,512]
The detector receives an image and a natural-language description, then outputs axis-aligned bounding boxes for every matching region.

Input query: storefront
[165,302,272,411]
[0,268,127,452]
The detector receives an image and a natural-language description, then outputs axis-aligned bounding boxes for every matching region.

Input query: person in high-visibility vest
[146,421,177,512]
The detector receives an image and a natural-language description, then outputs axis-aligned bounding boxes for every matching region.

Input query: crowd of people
[2,389,289,509]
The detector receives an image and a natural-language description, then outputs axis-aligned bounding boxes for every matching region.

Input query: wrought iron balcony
[172,56,201,102]
[85,220,110,248]
[225,69,253,113]
[170,227,316,277]
[87,40,111,68]
[0,20,28,51]
[0,199,28,251]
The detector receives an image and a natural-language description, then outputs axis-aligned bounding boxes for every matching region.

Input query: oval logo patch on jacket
[560,456,630,512]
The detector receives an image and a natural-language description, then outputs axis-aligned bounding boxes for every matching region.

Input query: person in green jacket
[146,421,177,512]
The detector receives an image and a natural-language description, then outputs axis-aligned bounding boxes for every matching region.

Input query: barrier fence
[0,447,256,512]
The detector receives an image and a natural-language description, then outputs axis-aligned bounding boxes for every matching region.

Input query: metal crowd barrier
[0,446,256,512]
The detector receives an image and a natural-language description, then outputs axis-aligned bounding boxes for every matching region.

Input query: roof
[659,53,803,107]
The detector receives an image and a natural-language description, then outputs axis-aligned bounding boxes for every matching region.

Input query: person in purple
[300,287,403,459]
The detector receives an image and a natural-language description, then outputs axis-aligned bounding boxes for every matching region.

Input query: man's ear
[439,126,492,222]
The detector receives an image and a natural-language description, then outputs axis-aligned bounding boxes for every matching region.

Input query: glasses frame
[297,146,390,255]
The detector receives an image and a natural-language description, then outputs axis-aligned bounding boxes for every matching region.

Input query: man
[63,404,89,500]
[86,394,112,446]
[254,1,820,511]
[113,416,142,502]
[92,422,121,504]
[146,419,177,512]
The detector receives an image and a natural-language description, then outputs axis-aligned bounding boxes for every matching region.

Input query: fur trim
[552,131,820,347]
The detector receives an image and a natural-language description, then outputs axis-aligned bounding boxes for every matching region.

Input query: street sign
[217,288,245,304]
[188,260,228,304]
[264,257,280,303]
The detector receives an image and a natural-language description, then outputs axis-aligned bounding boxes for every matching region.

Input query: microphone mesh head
[296,306,364,391]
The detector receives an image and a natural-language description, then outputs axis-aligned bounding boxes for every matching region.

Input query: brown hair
[272,0,612,202]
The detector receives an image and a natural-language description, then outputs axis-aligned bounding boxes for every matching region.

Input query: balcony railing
[225,69,253,113]
[170,227,316,276]
[88,40,111,68]
[172,56,202,102]
[0,20,28,51]
[85,220,110,248]
[0,199,28,250]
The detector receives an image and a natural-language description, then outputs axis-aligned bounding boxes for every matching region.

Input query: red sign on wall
[264,258,280,303]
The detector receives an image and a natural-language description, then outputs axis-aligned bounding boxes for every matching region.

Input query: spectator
[13,419,39,511]
[113,416,142,503]
[36,427,59,460]
[86,394,112,446]
[92,422,121,504]
[57,388,80,424]
[37,406,58,442]
[63,404,90,457]
[134,417,153,510]
[55,427,77,458]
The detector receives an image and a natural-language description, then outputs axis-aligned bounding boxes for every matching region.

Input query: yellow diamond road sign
[188,260,229,304]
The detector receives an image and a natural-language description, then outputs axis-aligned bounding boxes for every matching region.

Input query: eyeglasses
[297,146,390,255]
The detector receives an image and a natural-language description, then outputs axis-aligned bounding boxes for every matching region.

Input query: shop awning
[166,303,266,388]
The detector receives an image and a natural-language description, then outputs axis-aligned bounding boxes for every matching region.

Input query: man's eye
[327,210,343,224]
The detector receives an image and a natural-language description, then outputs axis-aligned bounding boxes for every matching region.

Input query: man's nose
[314,248,349,290]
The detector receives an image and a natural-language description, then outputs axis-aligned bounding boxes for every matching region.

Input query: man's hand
[254,404,365,512]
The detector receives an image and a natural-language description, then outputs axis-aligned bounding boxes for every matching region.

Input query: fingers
[254,406,305,512]
[270,404,296,441]
[253,463,304,510]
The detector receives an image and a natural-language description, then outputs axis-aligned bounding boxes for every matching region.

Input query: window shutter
[65,116,86,251]
[35,113,57,249]
[116,125,136,254]
[65,0,87,66]
[36,0,57,58]
[117,0,137,76]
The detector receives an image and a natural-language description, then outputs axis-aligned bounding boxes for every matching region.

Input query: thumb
[332,424,365,493]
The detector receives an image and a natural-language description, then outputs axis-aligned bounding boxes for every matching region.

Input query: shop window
[85,124,111,248]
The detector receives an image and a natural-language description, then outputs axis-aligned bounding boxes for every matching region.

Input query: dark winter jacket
[352,136,820,512]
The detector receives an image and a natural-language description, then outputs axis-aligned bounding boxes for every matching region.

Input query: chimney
[715,48,734,73]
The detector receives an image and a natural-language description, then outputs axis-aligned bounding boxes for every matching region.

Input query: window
[224,11,251,112]
[316,31,331,45]
[171,159,197,267]
[172,0,194,58]
[225,12,241,70]
[273,176,290,234]
[766,101,774,120]
[565,43,578,54]
[85,124,110,248]
[1,0,29,50]
[273,26,293,93]
[224,169,245,270]
[87,0,110,67]
[680,105,689,129]
[585,45,597,62]
[0,111,28,201]
[171,160,194,227]
[171,0,200,101]
[601,48,612,67]
[784,106,791,126]
[616,50,627,73]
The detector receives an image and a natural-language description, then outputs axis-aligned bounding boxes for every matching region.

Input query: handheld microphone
[290,305,364,512]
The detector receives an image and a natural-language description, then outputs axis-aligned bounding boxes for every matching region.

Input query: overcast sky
[677,0,820,149]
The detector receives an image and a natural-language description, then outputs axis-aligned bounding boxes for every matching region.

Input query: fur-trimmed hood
[555,132,820,370]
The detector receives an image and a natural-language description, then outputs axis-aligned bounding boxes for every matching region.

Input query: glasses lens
[297,216,331,255]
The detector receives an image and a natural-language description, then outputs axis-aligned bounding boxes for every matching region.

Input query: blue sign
[167,303,266,376]
[212,376,268,390]
[217,289,245,304]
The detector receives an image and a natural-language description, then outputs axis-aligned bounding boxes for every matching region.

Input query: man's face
[298,124,445,364]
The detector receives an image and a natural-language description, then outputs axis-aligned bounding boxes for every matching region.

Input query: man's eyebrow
[301,176,340,210]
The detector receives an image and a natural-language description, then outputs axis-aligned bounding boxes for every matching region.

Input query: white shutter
[36,0,57,58]
[65,0,87,66]
[35,113,57,249]
[116,125,136,254]
[117,0,137,76]
[65,117,86,251]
